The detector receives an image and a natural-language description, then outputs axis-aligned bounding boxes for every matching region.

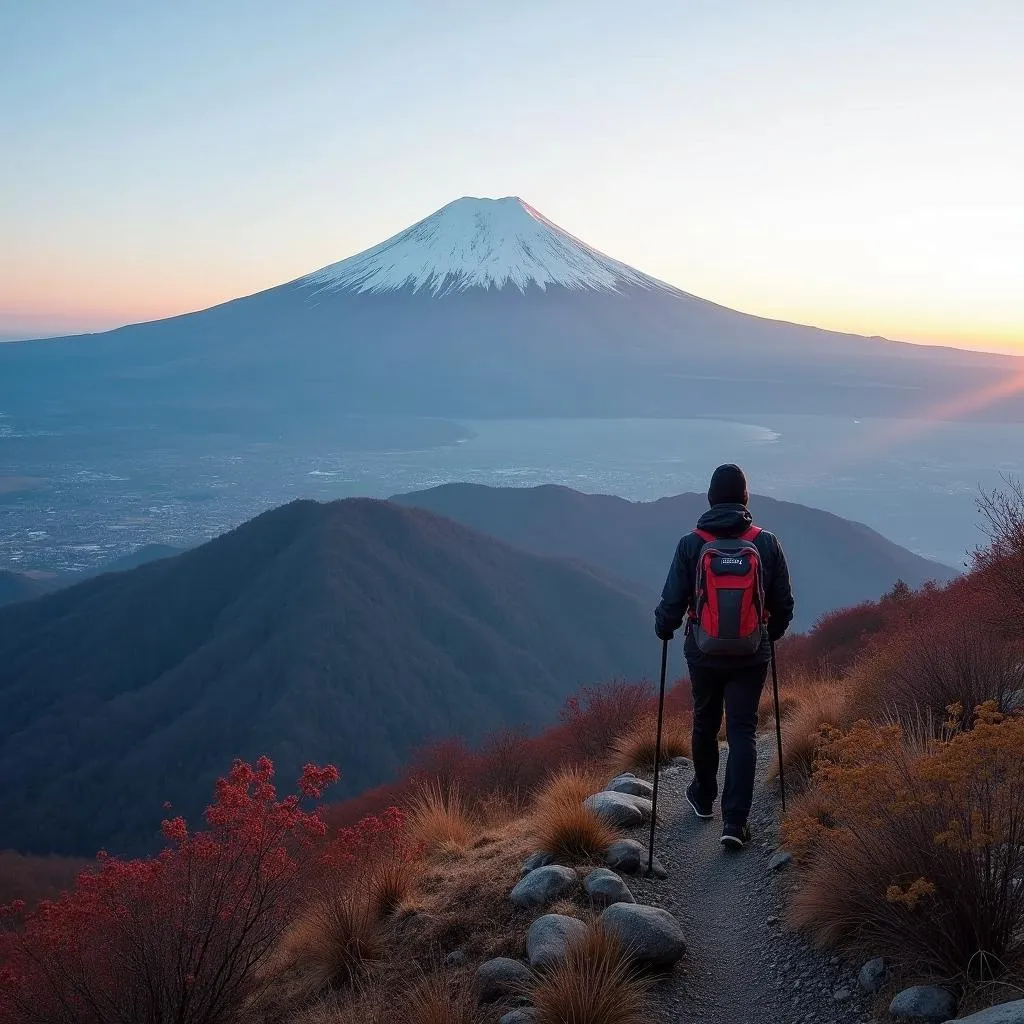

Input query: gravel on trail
[628,737,880,1024]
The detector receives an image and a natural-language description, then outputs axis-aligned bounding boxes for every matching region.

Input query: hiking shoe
[685,781,714,820]
[720,822,751,848]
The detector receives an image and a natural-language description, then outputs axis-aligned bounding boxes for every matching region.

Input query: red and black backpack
[689,526,767,656]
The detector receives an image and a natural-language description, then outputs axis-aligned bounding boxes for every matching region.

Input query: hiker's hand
[655,623,674,642]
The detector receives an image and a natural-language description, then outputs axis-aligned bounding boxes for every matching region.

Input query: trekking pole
[647,637,669,875]
[770,640,786,813]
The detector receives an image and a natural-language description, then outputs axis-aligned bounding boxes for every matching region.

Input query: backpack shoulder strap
[740,525,762,542]
[693,528,714,544]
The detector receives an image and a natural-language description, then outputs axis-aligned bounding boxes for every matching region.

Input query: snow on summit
[300,196,675,296]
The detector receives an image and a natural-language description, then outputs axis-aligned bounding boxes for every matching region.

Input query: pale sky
[1,0,1021,351]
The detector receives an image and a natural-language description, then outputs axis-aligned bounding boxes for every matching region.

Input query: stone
[600,903,686,967]
[669,756,691,768]
[500,1009,539,1024]
[604,838,668,878]
[768,850,792,872]
[615,792,654,822]
[509,864,578,909]
[476,957,534,1002]
[526,914,587,968]
[606,776,655,798]
[889,985,957,1021]
[607,772,637,786]
[585,791,646,828]
[519,851,555,877]
[583,867,636,908]
[858,956,887,994]
[445,948,467,968]
[943,1000,1024,1023]
[833,987,852,1002]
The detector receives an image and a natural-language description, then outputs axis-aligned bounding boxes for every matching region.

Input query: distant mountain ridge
[392,484,958,631]
[0,498,654,856]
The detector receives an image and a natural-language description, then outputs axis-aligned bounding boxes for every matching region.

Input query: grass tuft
[403,972,477,1024]
[770,682,850,785]
[407,783,474,854]
[531,768,618,860]
[532,923,650,1024]
[277,886,382,992]
[610,715,690,775]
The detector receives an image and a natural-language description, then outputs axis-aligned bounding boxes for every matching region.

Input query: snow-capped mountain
[2,196,1022,435]
[300,196,679,297]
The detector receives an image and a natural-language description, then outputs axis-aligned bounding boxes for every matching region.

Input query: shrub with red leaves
[0,757,338,1024]
[559,680,655,760]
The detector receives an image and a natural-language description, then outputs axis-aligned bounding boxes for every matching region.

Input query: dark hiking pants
[688,661,769,826]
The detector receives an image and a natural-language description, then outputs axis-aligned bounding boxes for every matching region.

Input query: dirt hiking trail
[630,736,880,1024]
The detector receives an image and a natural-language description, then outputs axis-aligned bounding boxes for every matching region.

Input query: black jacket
[654,503,795,666]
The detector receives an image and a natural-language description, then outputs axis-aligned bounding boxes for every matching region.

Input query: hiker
[654,464,794,848]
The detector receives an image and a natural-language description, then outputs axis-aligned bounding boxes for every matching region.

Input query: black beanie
[708,464,748,507]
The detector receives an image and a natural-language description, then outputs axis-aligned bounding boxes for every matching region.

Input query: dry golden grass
[526,766,618,862]
[534,765,604,808]
[402,972,477,1024]
[531,791,618,861]
[758,684,802,731]
[532,923,650,1024]
[367,856,423,916]
[276,886,383,992]
[407,783,474,854]
[610,714,691,774]
[408,821,537,963]
[770,682,851,785]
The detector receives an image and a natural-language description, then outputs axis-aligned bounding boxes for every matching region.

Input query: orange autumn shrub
[784,706,1024,984]
[769,680,852,786]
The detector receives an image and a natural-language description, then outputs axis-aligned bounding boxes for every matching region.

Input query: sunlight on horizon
[1,0,1021,353]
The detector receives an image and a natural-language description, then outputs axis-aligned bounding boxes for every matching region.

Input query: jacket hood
[696,503,753,537]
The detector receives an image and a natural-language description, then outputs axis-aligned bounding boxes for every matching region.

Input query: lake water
[3,412,1024,573]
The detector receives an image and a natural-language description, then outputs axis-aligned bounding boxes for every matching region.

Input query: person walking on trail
[654,464,794,849]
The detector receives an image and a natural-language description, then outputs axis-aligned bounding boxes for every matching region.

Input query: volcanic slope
[3,196,1023,434]
[0,499,653,856]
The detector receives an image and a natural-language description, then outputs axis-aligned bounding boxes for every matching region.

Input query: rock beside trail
[858,956,887,993]
[584,867,636,907]
[476,957,534,1002]
[585,791,646,828]
[445,949,467,967]
[608,771,637,786]
[942,1000,1024,1023]
[600,903,686,966]
[889,985,957,1021]
[519,851,555,877]
[606,776,655,798]
[767,850,792,872]
[616,792,654,822]
[510,865,578,909]
[526,914,587,968]
[605,838,668,878]
[500,1009,539,1024]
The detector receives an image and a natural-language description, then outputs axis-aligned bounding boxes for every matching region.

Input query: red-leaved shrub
[0,757,338,1024]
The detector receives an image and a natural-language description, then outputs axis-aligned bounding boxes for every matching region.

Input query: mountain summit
[299,196,678,297]
[3,195,1023,430]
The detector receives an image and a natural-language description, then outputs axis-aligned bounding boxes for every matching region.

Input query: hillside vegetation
[0,483,1019,1024]
[0,499,654,856]
[393,483,957,629]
